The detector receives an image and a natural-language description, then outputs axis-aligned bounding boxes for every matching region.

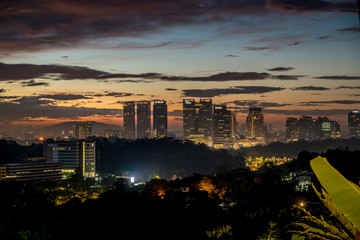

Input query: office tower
[137,101,151,139]
[246,108,266,142]
[183,99,213,146]
[348,111,360,138]
[74,122,92,139]
[213,105,232,148]
[318,117,341,139]
[286,117,299,141]
[123,102,136,139]
[153,100,167,138]
[47,140,96,178]
[183,99,196,139]
[299,116,320,141]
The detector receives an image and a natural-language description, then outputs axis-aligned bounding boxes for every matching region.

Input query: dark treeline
[97,138,246,179]
[240,137,360,158]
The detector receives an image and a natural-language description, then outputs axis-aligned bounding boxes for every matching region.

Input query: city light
[130,177,135,183]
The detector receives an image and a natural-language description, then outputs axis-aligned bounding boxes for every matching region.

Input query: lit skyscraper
[183,99,213,146]
[246,108,266,142]
[137,101,151,139]
[74,122,92,139]
[153,100,167,138]
[348,111,360,138]
[299,116,319,141]
[213,105,232,148]
[123,102,136,139]
[286,117,299,141]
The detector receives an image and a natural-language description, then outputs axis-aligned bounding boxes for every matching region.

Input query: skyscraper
[74,122,92,139]
[246,108,266,142]
[153,100,167,138]
[137,101,151,139]
[299,116,319,141]
[183,99,213,146]
[348,111,360,138]
[123,102,136,139]
[286,117,299,141]
[213,105,232,148]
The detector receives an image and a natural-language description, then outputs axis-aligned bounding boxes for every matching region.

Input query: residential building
[286,117,299,141]
[348,111,360,138]
[74,122,92,139]
[246,108,266,142]
[213,105,232,149]
[153,100,167,138]
[123,101,136,139]
[137,101,151,139]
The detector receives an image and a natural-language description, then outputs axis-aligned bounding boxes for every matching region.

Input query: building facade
[137,101,151,139]
[348,111,360,138]
[213,105,232,149]
[286,117,299,141]
[153,100,168,138]
[123,102,136,139]
[0,162,62,181]
[246,108,266,142]
[74,122,92,139]
[183,99,213,146]
[47,140,96,178]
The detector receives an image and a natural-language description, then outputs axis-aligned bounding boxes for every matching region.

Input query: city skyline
[0,0,359,132]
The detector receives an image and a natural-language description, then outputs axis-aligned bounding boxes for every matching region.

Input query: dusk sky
[0,0,359,133]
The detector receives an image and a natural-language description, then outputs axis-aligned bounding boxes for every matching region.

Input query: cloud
[263,108,353,116]
[336,86,360,89]
[21,79,50,87]
[182,86,285,97]
[230,100,291,107]
[266,0,357,13]
[0,100,120,123]
[336,27,360,33]
[315,75,360,80]
[165,88,177,91]
[316,36,333,40]
[267,67,294,71]
[168,110,183,117]
[291,86,330,91]
[301,100,360,105]
[0,89,5,93]
[225,54,239,57]
[243,46,280,51]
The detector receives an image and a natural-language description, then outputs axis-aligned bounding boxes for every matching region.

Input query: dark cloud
[316,36,333,40]
[243,46,280,51]
[165,88,177,91]
[266,0,357,13]
[267,67,294,72]
[0,100,120,123]
[288,41,300,46]
[263,108,352,116]
[336,27,360,33]
[21,79,50,87]
[224,54,239,57]
[0,89,5,93]
[38,94,92,101]
[336,86,360,89]
[231,100,290,107]
[168,110,183,117]
[301,100,360,105]
[272,75,304,80]
[291,86,330,91]
[315,75,360,80]
[182,86,285,97]
[91,91,135,98]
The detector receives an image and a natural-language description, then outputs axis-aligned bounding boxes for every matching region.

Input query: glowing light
[130,177,135,183]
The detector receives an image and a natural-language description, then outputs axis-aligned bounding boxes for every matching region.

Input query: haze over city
[0,0,359,135]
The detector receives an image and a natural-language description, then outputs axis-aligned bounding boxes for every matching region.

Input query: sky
[0,0,359,135]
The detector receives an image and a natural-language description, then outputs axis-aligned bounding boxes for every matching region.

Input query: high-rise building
[123,102,136,139]
[299,116,320,141]
[153,100,167,138]
[231,113,238,138]
[286,117,299,141]
[246,108,266,142]
[318,117,341,139]
[348,111,360,138]
[213,105,232,149]
[74,122,92,139]
[183,99,213,146]
[47,140,96,178]
[137,101,151,139]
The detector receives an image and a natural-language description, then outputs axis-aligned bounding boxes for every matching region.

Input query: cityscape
[0,0,360,239]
